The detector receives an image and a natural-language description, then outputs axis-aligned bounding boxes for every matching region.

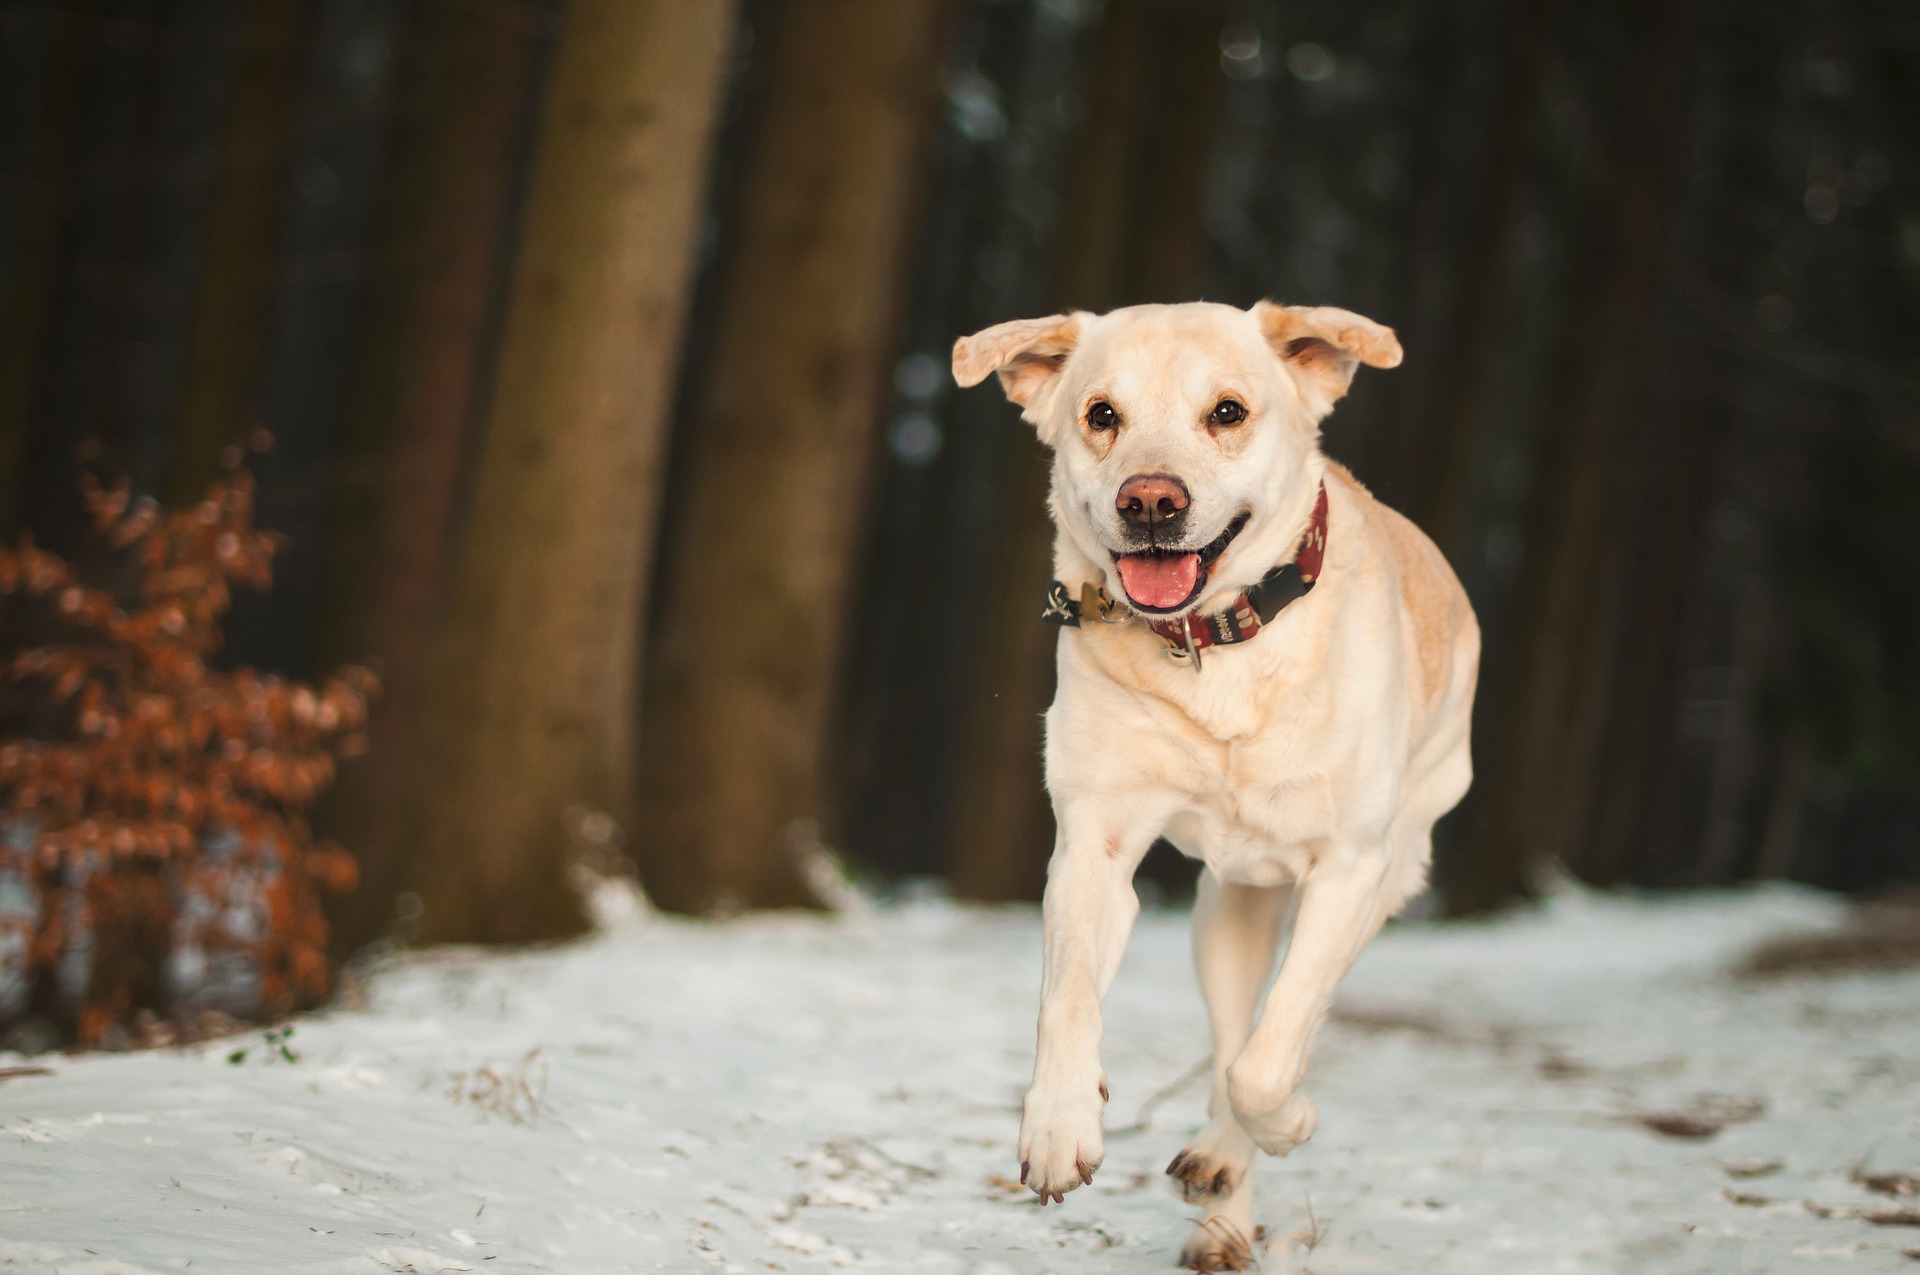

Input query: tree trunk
[945,0,1226,903]
[1442,0,1697,915]
[166,0,313,506]
[634,0,944,914]
[1406,0,1555,564]
[831,1,1090,888]
[309,0,548,955]
[406,0,737,943]
[1580,16,1777,892]
[1578,397,1725,886]
[220,0,412,673]
[11,3,248,554]
[0,2,87,536]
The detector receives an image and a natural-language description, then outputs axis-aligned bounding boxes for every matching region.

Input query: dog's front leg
[1019,811,1155,1204]
[1226,847,1391,1156]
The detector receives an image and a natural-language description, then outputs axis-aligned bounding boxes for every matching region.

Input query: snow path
[3,886,1918,1274]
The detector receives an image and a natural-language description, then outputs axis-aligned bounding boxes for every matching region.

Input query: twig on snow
[1107,1056,1211,1139]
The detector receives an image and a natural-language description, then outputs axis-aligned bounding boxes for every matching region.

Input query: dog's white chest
[1162,735,1337,887]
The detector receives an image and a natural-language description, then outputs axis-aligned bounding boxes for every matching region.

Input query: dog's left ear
[1253,301,1402,415]
[952,313,1086,436]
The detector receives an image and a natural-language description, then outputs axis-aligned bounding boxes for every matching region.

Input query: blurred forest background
[1,0,1917,1020]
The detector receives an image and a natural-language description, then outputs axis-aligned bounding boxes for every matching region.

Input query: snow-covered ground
[3,884,1918,1274]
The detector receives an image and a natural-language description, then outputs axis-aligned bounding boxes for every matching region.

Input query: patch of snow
[0,885,1916,1272]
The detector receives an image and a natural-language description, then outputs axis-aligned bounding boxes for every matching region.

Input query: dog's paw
[1178,1215,1257,1272]
[1226,1080,1319,1157]
[1017,1072,1107,1204]
[1165,1112,1256,1203]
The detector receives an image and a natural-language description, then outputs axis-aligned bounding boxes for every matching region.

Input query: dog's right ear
[952,314,1085,433]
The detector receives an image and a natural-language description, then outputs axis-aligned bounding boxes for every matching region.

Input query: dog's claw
[1098,1079,1109,1103]
[1078,1161,1095,1186]
[1019,1160,1029,1184]
[1166,1146,1240,1203]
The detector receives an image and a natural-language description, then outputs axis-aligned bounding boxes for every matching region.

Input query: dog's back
[1328,461,1480,748]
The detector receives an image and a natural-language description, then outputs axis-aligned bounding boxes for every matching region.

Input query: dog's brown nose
[1116,474,1190,530]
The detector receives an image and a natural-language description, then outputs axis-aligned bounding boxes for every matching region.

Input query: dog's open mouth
[1112,512,1250,613]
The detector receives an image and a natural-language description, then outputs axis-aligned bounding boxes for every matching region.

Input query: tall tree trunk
[166,0,312,506]
[1578,396,1725,885]
[104,0,241,500]
[946,0,1226,902]
[634,0,944,914]
[13,2,247,553]
[406,0,736,943]
[832,2,1090,887]
[1406,0,1555,564]
[0,1,87,535]
[222,0,412,673]
[309,0,548,954]
[1442,0,1697,915]
[1582,18,1776,891]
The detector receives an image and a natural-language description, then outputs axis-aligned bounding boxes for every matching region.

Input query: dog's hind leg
[1171,868,1289,1271]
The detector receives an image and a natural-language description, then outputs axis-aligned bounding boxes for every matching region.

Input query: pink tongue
[1116,553,1200,609]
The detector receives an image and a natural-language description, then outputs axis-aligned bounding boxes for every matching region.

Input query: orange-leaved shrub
[0,468,375,1048]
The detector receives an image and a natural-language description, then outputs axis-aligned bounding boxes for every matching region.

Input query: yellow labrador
[952,302,1479,1270]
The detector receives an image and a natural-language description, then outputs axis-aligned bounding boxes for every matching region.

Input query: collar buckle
[1080,582,1124,624]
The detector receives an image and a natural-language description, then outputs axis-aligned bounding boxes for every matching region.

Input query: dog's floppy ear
[952,313,1085,431]
[1253,301,1402,415]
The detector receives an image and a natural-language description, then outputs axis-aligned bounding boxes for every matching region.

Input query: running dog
[951,301,1479,1271]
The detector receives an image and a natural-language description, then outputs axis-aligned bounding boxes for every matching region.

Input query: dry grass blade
[444,1048,548,1125]
[1107,1055,1211,1139]
[1264,1193,1327,1275]
[1184,1213,1256,1272]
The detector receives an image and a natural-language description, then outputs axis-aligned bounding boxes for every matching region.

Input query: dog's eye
[1209,399,1248,427]
[1086,401,1120,431]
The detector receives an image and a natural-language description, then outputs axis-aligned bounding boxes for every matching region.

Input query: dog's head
[953,301,1400,615]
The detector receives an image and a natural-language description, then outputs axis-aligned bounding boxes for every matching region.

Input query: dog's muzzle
[1110,512,1250,613]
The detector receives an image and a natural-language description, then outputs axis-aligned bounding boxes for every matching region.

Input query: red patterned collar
[1040,483,1328,670]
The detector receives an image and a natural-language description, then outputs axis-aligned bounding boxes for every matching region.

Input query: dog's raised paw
[1227,1077,1321,1157]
